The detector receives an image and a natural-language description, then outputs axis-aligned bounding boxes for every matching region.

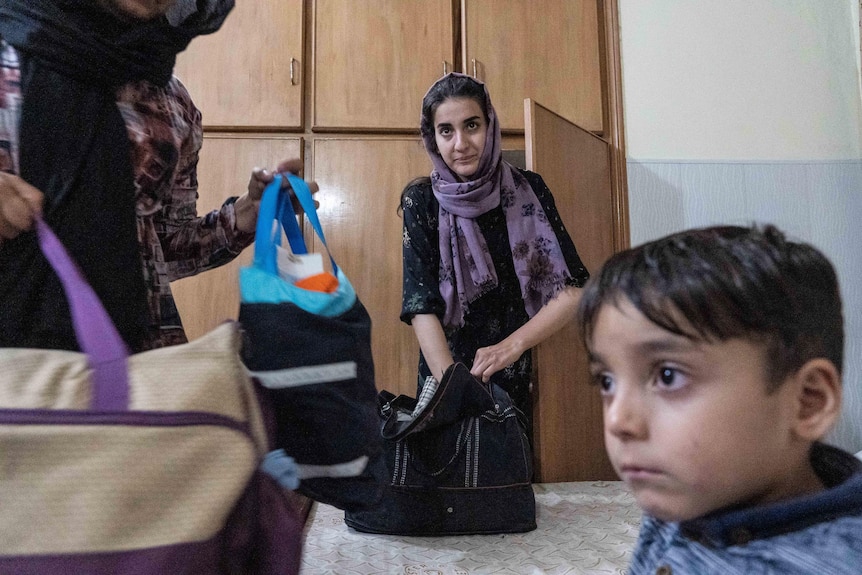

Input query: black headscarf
[0,0,233,352]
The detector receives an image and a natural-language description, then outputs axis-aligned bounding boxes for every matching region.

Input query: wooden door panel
[526,99,616,482]
[171,135,303,340]
[311,138,431,395]
[312,0,454,130]
[174,0,304,129]
[463,0,603,133]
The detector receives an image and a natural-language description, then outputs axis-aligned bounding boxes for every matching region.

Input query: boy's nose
[604,388,647,440]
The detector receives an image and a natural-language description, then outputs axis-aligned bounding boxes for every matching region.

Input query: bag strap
[35,218,130,411]
[254,174,294,274]
[276,185,307,255]
[381,363,497,441]
[253,173,338,277]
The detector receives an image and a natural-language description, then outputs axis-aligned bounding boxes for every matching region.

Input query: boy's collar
[166,0,197,26]
[679,443,862,547]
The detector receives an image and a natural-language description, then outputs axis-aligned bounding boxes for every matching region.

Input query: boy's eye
[659,368,675,385]
[654,366,687,390]
[590,372,615,395]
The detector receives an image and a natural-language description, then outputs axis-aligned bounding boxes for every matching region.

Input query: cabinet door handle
[471,58,478,78]
[290,57,297,86]
[443,61,449,76]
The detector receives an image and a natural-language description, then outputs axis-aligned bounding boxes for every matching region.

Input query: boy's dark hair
[577,224,844,389]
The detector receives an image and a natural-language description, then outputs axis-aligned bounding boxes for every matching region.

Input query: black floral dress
[400,169,590,433]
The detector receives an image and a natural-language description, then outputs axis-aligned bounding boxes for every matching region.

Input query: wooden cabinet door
[171,135,303,340]
[462,0,603,133]
[526,99,616,482]
[174,0,304,129]
[311,138,431,395]
[312,0,454,130]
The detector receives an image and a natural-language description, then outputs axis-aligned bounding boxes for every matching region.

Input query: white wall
[621,0,862,160]
[855,1,860,93]
[619,0,862,452]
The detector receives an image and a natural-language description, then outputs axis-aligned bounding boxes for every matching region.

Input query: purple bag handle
[35,218,130,411]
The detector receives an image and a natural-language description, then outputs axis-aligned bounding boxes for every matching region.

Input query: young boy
[577,224,862,574]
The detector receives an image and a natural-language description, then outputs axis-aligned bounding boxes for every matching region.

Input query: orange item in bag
[294,271,339,293]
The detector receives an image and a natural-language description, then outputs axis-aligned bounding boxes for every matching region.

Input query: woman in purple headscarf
[400,73,590,436]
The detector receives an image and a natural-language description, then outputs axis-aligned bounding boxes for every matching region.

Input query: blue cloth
[240,174,355,317]
[239,265,356,317]
[628,443,862,575]
[260,449,300,490]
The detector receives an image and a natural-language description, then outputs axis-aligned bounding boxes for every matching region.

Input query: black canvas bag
[344,363,536,535]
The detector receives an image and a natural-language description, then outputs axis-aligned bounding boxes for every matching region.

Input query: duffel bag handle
[35,218,130,411]
[381,363,495,441]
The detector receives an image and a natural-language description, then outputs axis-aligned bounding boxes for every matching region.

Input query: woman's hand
[0,173,43,247]
[235,158,319,233]
[471,339,525,383]
[470,286,583,382]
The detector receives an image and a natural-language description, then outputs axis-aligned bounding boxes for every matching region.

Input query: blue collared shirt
[628,443,862,575]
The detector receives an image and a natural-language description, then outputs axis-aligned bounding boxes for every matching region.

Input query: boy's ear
[789,358,842,441]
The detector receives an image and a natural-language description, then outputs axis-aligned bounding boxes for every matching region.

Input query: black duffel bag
[344,362,536,535]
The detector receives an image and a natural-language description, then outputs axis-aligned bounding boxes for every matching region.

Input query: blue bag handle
[253,173,338,277]
[254,174,299,273]
[276,189,307,255]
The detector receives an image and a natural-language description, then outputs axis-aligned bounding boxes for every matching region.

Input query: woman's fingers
[0,173,44,242]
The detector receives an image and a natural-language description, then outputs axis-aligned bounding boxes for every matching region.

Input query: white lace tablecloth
[299,481,640,575]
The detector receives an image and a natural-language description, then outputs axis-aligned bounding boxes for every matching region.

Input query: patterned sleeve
[522,169,591,287]
[157,77,255,282]
[400,181,446,324]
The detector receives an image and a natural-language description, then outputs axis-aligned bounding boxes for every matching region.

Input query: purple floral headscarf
[422,73,573,328]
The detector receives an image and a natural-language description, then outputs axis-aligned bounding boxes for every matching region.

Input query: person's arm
[155,81,250,279]
[400,181,453,382]
[411,313,454,383]
[468,170,591,382]
[157,79,315,281]
[470,285,582,382]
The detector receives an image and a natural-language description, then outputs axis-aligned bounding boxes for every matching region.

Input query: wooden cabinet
[175,1,603,133]
[173,0,305,129]
[311,0,454,131]
[310,137,430,396]
[462,0,603,132]
[170,135,303,339]
[311,0,603,132]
